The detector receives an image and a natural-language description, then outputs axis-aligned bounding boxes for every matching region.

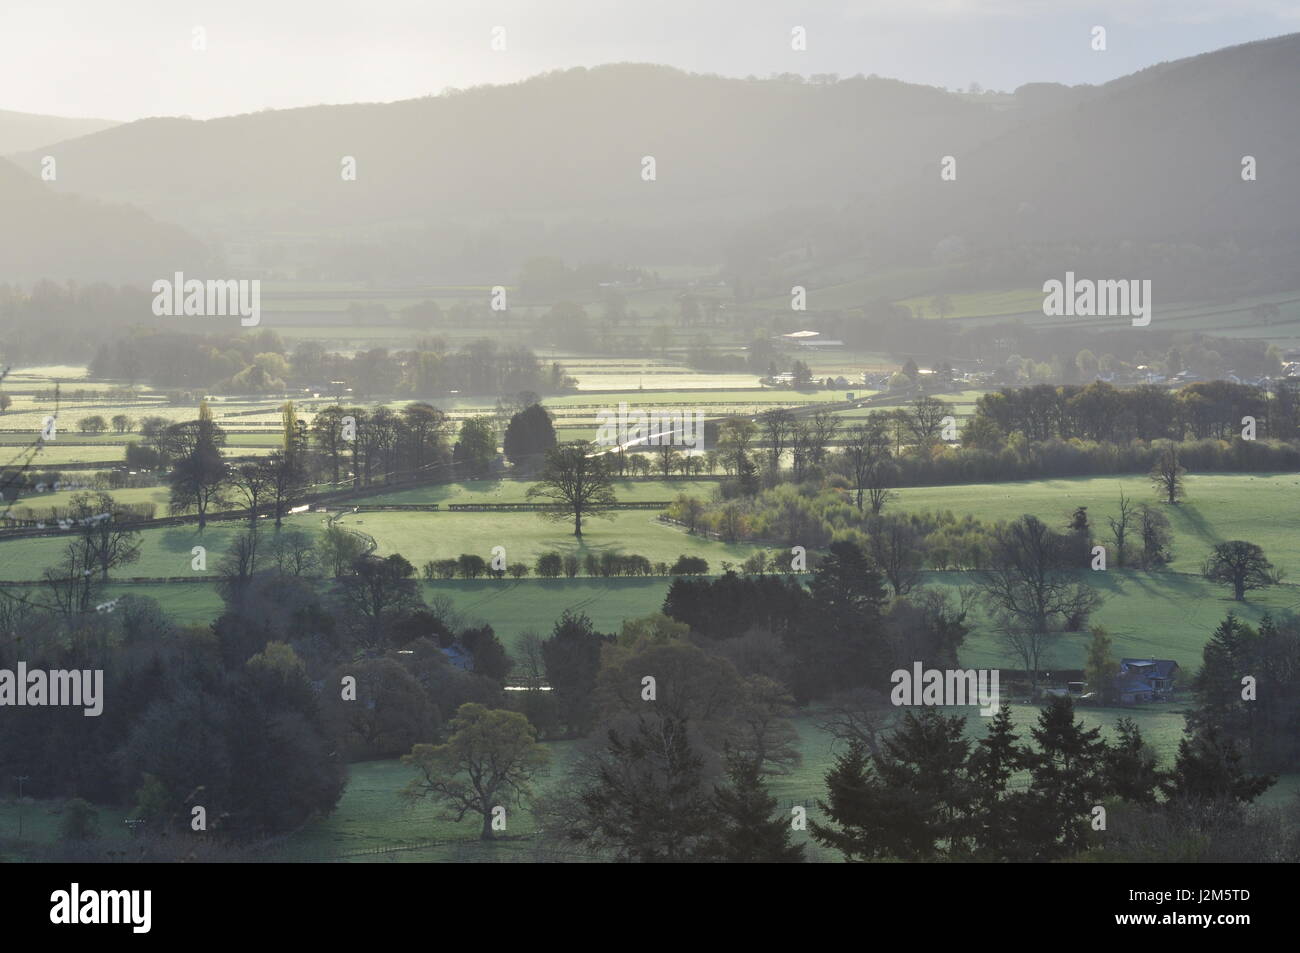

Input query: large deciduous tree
[402,703,550,840]
[527,442,617,538]
[977,515,1103,694]
[166,400,229,529]
[1202,540,1277,601]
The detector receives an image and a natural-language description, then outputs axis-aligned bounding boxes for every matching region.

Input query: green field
[898,288,1043,319]
[541,388,853,407]
[348,508,758,572]
[890,472,1300,578]
[418,567,1299,671]
[354,477,719,506]
[4,471,1298,671]
[928,570,1300,673]
[0,493,758,586]
[4,484,171,514]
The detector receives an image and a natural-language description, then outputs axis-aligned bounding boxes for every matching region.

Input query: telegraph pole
[14,775,29,839]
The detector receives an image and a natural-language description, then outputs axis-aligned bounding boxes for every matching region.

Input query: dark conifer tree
[1103,718,1162,806]
[1020,697,1109,859]
[703,757,804,863]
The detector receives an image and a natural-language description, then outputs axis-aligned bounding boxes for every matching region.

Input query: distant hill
[888,33,1300,252]
[0,156,207,283]
[6,35,1300,285]
[7,64,1024,266]
[0,108,119,155]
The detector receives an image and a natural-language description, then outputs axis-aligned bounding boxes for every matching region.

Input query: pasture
[890,472,1300,578]
[3,470,1297,672]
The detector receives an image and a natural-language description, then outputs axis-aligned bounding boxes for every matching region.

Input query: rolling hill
[889,32,1300,251]
[6,35,1300,287]
[5,64,1026,263]
[0,108,119,155]
[0,156,208,283]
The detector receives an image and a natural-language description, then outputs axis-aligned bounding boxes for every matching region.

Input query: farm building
[1114,658,1180,704]
[778,330,845,348]
[441,643,475,672]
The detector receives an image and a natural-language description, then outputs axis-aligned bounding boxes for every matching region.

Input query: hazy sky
[3,0,1298,120]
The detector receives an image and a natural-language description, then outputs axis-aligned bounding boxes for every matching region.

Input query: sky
[2,0,1299,121]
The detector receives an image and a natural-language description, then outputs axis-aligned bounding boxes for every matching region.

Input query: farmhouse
[1113,658,1180,704]
[441,643,475,672]
[779,329,845,349]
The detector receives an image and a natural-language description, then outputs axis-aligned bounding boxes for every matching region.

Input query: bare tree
[229,461,273,528]
[267,530,318,576]
[516,631,546,681]
[69,491,142,583]
[266,449,307,528]
[865,513,924,596]
[977,515,1103,695]
[790,422,813,481]
[717,417,757,476]
[815,687,901,759]
[656,442,677,478]
[908,395,952,445]
[41,540,99,616]
[806,408,840,465]
[216,530,261,602]
[842,414,893,512]
[759,407,796,474]
[1107,488,1136,567]
[1136,503,1173,567]
[728,675,803,776]
[1150,445,1186,504]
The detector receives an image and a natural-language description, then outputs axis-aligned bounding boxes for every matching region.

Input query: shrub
[457,554,486,579]
[535,552,563,578]
[670,554,710,575]
[59,798,100,841]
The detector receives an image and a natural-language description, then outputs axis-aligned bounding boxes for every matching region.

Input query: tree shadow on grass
[1165,502,1222,551]
[1112,568,1189,603]
[159,523,241,559]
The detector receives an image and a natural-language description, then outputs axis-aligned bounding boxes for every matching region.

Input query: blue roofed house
[1114,658,1180,704]
[441,642,475,672]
